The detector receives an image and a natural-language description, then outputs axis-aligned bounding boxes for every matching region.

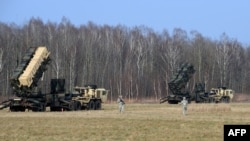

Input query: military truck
[195,83,234,103]
[159,63,234,104]
[71,85,108,110]
[48,80,108,111]
[160,63,196,104]
[0,46,109,112]
[209,87,234,103]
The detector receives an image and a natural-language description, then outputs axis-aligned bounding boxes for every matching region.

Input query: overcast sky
[1,0,250,45]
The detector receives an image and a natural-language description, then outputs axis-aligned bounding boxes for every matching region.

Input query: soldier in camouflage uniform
[180,97,188,116]
[117,95,125,113]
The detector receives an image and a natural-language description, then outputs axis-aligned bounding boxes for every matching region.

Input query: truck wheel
[209,97,215,103]
[19,107,25,112]
[74,101,81,111]
[95,100,101,110]
[224,97,230,103]
[40,104,46,112]
[9,106,15,112]
[11,106,25,112]
[50,106,55,112]
[69,102,75,111]
[88,100,95,110]
[168,100,178,104]
[221,98,226,103]
[10,106,17,112]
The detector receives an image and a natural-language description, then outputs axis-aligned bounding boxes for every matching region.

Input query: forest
[0,17,250,101]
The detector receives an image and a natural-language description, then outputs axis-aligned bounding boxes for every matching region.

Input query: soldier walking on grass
[117,95,125,113]
[180,97,188,116]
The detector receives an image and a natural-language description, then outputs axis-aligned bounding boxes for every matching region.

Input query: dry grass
[233,93,250,102]
[188,103,231,112]
[0,103,250,141]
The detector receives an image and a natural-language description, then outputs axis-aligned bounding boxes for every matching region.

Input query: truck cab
[209,87,234,103]
[72,86,108,110]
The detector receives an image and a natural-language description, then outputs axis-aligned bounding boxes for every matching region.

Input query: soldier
[117,95,125,113]
[180,97,188,116]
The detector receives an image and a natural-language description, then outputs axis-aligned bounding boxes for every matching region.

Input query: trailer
[0,46,108,112]
[160,63,234,104]
[160,63,195,104]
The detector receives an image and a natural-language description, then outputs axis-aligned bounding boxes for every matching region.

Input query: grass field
[0,102,249,141]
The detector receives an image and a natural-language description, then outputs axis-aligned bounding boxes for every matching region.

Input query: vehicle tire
[225,97,230,103]
[68,102,75,111]
[19,106,26,112]
[74,101,82,111]
[40,104,46,112]
[220,97,224,103]
[168,101,174,104]
[9,106,15,112]
[32,106,39,112]
[50,106,55,112]
[209,97,215,103]
[95,100,101,110]
[11,106,25,112]
[88,100,95,110]
[10,106,18,112]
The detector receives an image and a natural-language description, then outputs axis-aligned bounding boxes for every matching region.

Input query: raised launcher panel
[11,46,50,96]
[168,63,195,95]
[18,47,50,87]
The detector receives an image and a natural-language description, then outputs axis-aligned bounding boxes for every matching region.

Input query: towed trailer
[0,46,108,112]
[160,63,195,104]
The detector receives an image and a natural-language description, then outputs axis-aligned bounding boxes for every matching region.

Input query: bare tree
[0,48,3,74]
[215,33,235,87]
[1,19,250,99]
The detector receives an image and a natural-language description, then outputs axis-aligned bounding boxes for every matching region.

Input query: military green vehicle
[160,63,196,104]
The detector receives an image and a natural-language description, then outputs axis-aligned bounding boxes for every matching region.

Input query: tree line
[0,17,249,101]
